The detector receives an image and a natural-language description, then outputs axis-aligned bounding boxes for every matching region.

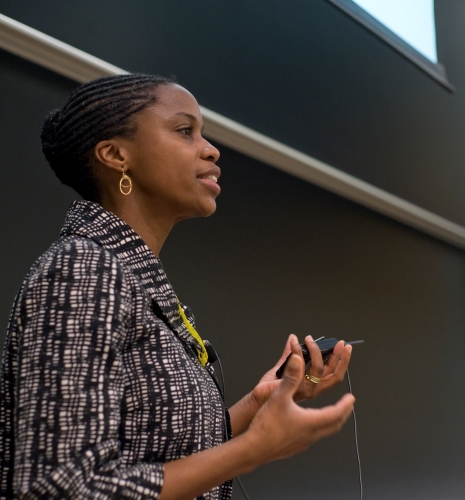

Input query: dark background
[1,1,465,498]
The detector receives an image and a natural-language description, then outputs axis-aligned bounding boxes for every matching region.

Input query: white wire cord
[346,369,363,500]
[210,341,362,500]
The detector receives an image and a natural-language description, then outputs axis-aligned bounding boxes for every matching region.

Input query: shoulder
[22,235,132,300]
[13,236,135,343]
[31,235,122,273]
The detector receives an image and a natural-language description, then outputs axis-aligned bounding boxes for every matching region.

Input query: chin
[197,198,218,218]
[177,201,217,222]
[200,203,217,218]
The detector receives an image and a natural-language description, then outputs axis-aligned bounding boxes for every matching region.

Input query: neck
[100,197,175,257]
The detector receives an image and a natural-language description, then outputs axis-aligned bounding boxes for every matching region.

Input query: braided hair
[41,73,176,201]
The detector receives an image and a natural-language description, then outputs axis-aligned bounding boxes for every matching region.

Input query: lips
[197,165,221,182]
[197,166,221,194]
[198,174,218,183]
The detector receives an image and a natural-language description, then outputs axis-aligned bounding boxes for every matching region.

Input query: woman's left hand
[251,334,352,407]
[229,334,352,436]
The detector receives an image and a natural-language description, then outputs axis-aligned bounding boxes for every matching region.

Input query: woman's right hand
[160,352,354,500]
[244,352,355,466]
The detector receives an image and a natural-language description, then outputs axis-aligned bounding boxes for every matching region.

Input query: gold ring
[305,374,321,384]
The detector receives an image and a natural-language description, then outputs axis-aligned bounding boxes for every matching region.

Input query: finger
[306,393,355,438]
[316,346,352,394]
[290,335,304,360]
[277,353,304,399]
[324,340,345,373]
[333,344,352,376]
[323,343,352,380]
[273,334,298,368]
[305,335,324,378]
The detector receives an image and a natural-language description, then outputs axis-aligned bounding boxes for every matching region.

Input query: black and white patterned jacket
[0,201,232,500]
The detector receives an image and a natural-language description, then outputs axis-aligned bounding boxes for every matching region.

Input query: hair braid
[41,73,176,201]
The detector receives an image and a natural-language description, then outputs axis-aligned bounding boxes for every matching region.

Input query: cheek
[134,148,170,183]
[131,137,197,195]
[137,160,193,201]
[158,152,197,187]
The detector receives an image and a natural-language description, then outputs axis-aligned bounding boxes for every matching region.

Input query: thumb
[274,334,298,367]
[278,353,304,398]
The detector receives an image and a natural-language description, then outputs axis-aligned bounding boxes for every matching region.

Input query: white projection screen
[353,0,437,62]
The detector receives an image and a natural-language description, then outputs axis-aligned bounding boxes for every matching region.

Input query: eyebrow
[174,112,204,132]
[174,112,197,120]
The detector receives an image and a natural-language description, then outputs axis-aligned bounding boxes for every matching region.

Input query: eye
[179,127,192,137]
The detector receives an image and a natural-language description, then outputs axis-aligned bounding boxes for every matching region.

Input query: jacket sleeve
[13,239,164,499]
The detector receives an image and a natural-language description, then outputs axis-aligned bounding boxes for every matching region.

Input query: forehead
[151,84,201,120]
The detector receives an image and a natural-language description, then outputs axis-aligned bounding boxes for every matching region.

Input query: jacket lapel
[60,201,199,350]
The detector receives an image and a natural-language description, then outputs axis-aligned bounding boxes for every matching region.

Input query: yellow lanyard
[177,301,208,367]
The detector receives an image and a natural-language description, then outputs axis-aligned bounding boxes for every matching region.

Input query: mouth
[197,174,218,183]
[197,171,221,195]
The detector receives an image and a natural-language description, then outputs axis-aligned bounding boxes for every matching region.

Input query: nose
[201,139,220,163]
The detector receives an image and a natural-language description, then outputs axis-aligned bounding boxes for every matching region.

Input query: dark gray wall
[1,1,465,498]
[0,50,77,324]
[1,0,465,224]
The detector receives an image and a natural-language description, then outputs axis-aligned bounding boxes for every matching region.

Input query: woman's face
[125,84,221,222]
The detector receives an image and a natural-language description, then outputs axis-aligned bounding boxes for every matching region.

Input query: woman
[0,74,354,500]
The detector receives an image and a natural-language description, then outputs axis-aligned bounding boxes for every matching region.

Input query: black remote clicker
[276,337,364,379]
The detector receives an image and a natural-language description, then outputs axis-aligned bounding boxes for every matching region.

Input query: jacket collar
[60,200,196,348]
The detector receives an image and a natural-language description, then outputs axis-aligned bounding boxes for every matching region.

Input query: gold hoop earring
[119,168,132,195]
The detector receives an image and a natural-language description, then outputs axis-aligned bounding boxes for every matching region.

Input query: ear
[93,139,130,173]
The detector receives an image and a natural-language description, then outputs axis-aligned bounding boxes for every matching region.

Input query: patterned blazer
[0,201,232,500]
